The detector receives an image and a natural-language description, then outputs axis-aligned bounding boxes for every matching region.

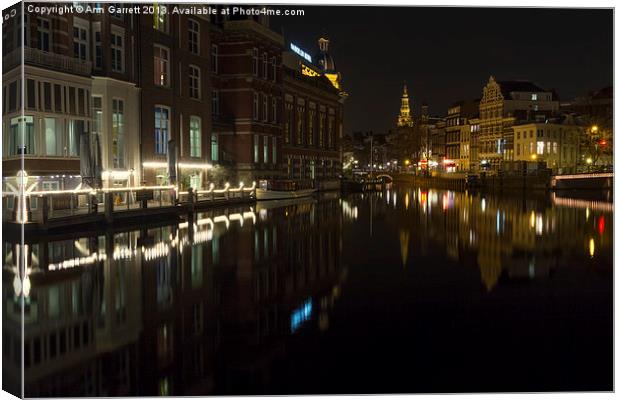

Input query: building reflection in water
[349,187,613,292]
[3,194,346,397]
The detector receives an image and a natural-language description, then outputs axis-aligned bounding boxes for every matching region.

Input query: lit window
[531,93,537,101]
[211,134,218,162]
[188,19,199,54]
[189,116,201,157]
[536,141,544,155]
[263,136,269,163]
[154,45,170,86]
[254,134,259,163]
[153,3,168,32]
[112,99,125,168]
[154,105,170,154]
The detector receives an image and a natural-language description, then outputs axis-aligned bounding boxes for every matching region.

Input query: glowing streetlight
[591,125,599,134]
[530,154,537,160]
[586,157,593,165]
[404,159,410,166]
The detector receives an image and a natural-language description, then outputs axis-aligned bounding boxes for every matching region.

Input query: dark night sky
[271,7,613,135]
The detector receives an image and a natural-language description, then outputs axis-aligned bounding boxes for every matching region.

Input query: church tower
[397,84,414,127]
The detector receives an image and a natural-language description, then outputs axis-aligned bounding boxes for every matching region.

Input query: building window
[68,120,85,156]
[73,21,89,61]
[189,65,201,99]
[37,18,51,52]
[111,31,124,72]
[536,141,544,155]
[272,136,277,164]
[254,134,259,163]
[271,97,277,123]
[252,48,258,76]
[262,94,268,122]
[154,105,170,154]
[112,99,125,168]
[308,109,315,146]
[188,19,199,54]
[9,117,34,156]
[327,115,334,148]
[212,90,219,115]
[253,93,259,121]
[285,102,293,144]
[92,95,102,138]
[553,142,558,154]
[211,134,218,162]
[516,143,521,157]
[189,116,201,157]
[153,3,169,32]
[263,136,269,163]
[271,56,277,82]
[211,44,218,74]
[296,104,305,145]
[154,45,170,87]
[319,113,325,148]
[93,25,102,69]
[531,93,537,101]
[262,52,268,79]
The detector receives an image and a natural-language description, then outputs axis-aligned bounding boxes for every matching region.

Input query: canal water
[3,185,613,396]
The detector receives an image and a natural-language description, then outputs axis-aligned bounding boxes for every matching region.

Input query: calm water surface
[3,185,613,396]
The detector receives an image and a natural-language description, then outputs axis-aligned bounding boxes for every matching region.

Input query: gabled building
[477,76,559,171]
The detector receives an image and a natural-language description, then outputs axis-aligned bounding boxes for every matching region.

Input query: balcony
[3,47,92,77]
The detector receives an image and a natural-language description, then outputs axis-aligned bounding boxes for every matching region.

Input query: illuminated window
[536,141,544,155]
[112,99,125,168]
[154,45,170,86]
[254,134,259,163]
[553,142,558,154]
[154,105,170,154]
[189,116,201,157]
[531,93,537,101]
[210,134,218,162]
[153,3,169,32]
[9,116,34,156]
[263,135,269,163]
[188,19,199,54]
[189,65,201,99]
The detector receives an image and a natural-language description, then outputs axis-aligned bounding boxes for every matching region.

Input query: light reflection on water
[2,187,613,395]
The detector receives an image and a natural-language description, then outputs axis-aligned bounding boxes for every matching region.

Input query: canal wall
[392,172,551,192]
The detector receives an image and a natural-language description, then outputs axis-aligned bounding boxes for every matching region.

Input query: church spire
[397,84,414,128]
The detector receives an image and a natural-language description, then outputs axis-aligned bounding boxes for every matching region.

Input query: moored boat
[256,179,316,201]
[256,187,317,200]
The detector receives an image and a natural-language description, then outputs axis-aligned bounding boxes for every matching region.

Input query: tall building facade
[396,84,413,128]
[3,5,347,192]
[281,38,345,183]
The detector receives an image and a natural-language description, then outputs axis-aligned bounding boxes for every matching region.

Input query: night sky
[271,7,613,135]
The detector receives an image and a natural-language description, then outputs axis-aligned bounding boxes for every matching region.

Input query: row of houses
[2,4,346,193]
[366,78,612,175]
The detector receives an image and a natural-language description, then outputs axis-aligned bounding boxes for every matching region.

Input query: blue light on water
[290,298,313,333]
